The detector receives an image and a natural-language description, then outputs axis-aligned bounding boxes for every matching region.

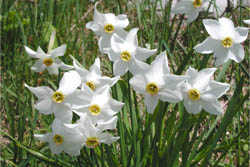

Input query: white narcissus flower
[86,3,129,53]
[172,0,208,23]
[194,18,248,66]
[73,57,119,91]
[25,71,86,122]
[104,28,157,76]
[129,52,188,113]
[71,115,119,148]
[24,44,73,75]
[180,67,230,115]
[34,118,84,155]
[74,85,124,124]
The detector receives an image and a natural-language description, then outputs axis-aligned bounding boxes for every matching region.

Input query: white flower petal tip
[50,44,67,57]
[181,67,229,115]
[243,20,250,25]
[24,46,37,58]
[58,70,81,95]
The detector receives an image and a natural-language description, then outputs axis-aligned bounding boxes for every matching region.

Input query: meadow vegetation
[1,0,249,166]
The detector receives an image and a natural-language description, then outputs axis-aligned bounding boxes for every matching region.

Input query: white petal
[164,74,188,89]
[114,28,128,39]
[183,99,202,114]
[63,133,84,156]
[193,68,217,91]
[31,59,46,72]
[58,71,81,95]
[54,59,73,71]
[53,104,73,123]
[203,19,223,40]
[35,99,53,115]
[158,89,182,103]
[98,35,111,53]
[134,47,157,61]
[73,106,89,117]
[99,133,119,145]
[49,142,64,154]
[233,27,249,43]
[151,51,170,74]
[103,48,119,62]
[73,60,89,78]
[108,98,124,111]
[65,89,89,109]
[129,58,151,76]
[59,62,73,71]
[83,117,99,137]
[187,10,199,23]
[94,3,105,23]
[24,46,38,58]
[86,21,101,33]
[97,76,119,88]
[243,20,250,25]
[218,17,235,37]
[64,139,85,156]
[129,74,146,94]
[113,14,129,29]
[24,84,54,99]
[49,44,67,57]
[214,47,230,66]
[52,118,63,132]
[194,37,221,54]
[205,80,230,98]
[125,28,139,46]
[110,34,125,53]
[36,47,47,58]
[145,94,159,114]
[91,85,110,106]
[97,116,118,131]
[228,44,245,63]
[113,60,128,76]
[34,133,51,142]
[186,67,198,86]
[47,64,59,75]
[200,94,223,115]
[89,57,101,75]
[172,1,192,14]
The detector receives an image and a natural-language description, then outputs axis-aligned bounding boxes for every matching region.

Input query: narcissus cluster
[24,2,248,156]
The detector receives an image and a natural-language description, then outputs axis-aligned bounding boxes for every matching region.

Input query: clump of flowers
[24,2,248,156]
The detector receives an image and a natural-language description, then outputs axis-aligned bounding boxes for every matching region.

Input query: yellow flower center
[52,91,64,103]
[222,37,233,48]
[120,51,131,62]
[43,58,53,66]
[193,0,203,8]
[146,82,159,96]
[53,134,64,145]
[86,137,100,148]
[188,88,200,101]
[104,24,115,33]
[88,104,101,116]
[86,81,96,91]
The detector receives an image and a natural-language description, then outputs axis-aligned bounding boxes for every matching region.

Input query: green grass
[1,0,249,166]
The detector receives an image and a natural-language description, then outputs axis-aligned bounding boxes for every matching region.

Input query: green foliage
[1,0,249,166]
